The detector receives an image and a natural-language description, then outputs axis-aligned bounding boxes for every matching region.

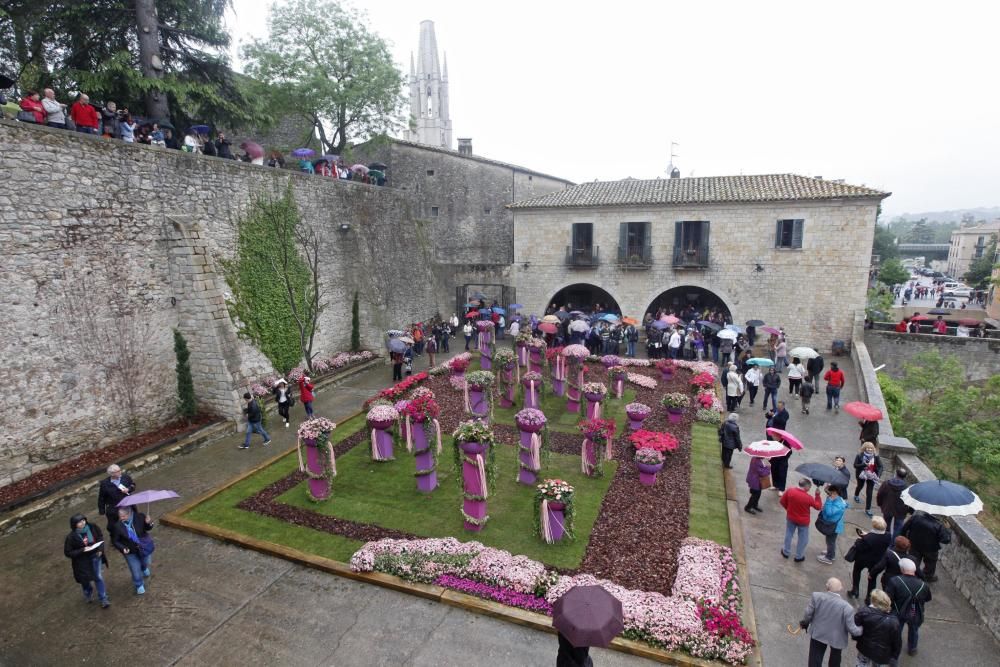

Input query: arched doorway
[645,285,731,322]
[548,283,621,315]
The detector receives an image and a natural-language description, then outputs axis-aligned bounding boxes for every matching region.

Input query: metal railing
[672,244,709,268]
[565,245,599,267]
[617,244,652,268]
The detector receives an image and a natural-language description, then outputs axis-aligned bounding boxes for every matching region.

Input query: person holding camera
[100,101,122,139]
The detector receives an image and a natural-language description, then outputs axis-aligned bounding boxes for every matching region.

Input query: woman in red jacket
[19,91,46,123]
[298,375,315,417]
[823,362,845,412]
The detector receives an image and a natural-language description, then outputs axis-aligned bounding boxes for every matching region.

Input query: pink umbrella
[538,322,558,334]
[742,440,791,458]
[761,326,781,335]
[660,315,680,324]
[765,428,804,450]
[240,141,264,159]
[351,164,369,173]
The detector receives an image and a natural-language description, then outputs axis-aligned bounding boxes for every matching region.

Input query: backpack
[891,577,926,621]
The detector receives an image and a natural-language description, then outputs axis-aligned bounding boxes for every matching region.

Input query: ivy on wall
[223,188,312,374]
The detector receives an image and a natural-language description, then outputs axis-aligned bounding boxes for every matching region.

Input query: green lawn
[492,380,637,435]
[688,422,731,546]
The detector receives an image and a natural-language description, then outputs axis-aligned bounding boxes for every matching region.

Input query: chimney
[457,138,473,155]
[670,167,681,179]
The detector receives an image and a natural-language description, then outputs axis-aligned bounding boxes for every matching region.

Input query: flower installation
[535,479,575,543]
[626,372,657,390]
[366,404,399,462]
[625,402,652,431]
[364,371,430,408]
[607,366,628,398]
[350,536,754,665]
[448,353,471,376]
[661,392,690,423]
[635,447,666,486]
[514,408,548,485]
[696,408,723,425]
[578,418,616,477]
[629,429,680,455]
[690,372,716,391]
[464,370,495,420]
[527,336,547,373]
[295,416,338,501]
[452,420,498,531]
[493,348,517,408]
[696,391,716,409]
[654,358,676,379]
[477,320,495,369]
[546,346,567,396]
[521,371,543,410]
[401,394,442,492]
[561,344,590,413]
[582,381,608,420]
[600,354,622,369]
[515,330,533,367]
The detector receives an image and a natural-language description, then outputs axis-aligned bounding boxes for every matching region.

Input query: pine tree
[174,329,197,422]
[351,291,361,352]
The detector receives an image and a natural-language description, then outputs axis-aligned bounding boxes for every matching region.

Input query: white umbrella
[541,315,560,324]
[742,440,792,458]
[717,329,738,341]
[789,346,818,360]
[901,480,983,517]
[569,320,590,333]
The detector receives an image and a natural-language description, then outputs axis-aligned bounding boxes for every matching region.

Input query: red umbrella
[464,311,479,319]
[761,326,781,335]
[765,427,804,450]
[659,315,680,324]
[842,402,883,421]
[908,314,930,322]
[742,440,791,458]
[539,322,558,334]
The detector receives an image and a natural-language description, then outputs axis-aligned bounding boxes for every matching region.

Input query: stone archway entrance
[645,285,732,322]
[548,283,621,315]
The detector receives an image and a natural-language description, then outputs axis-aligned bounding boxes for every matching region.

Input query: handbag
[16,110,37,123]
[815,516,837,536]
[844,539,860,562]
[760,475,772,490]
[138,534,156,557]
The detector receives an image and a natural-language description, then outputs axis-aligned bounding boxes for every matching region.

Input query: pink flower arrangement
[297,416,337,440]
[608,365,629,380]
[435,575,552,614]
[249,382,270,398]
[674,360,719,375]
[401,394,440,421]
[582,382,608,398]
[449,374,467,391]
[627,372,657,389]
[625,402,652,418]
[561,344,590,360]
[578,418,616,442]
[514,408,547,429]
[410,386,436,400]
[601,354,622,367]
[449,355,471,372]
[635,447,665,465]
[620,358,652,367]
[476,320,495,332]
[522,371,543,383]
[629,430,679,453]
[696,391,716,409]
[654,359,676,371]
[690,372,716,389]
[366,404,399,423]
[545,346,564,362]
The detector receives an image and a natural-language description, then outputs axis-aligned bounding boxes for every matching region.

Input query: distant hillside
[890,207,1000,224]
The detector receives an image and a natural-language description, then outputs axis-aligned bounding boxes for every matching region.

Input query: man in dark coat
[848,516,893,603]
[876,469,911,538]
[806,354,825,391]
[97,463,135,528]
[719,413,742,469]
[761,367,780,411]
[885,559,932,657]
[853,590,901,666]
[64,513,110,608]
[859,419,880,445]
[900,511,951,582]
[110,506,154,595]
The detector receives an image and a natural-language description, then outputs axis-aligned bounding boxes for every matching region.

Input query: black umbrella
[746,319,765,327]
[927,309,950,315]
[156,120,175,130]
[368,162,388,170]
[0,73,15,89]
[902,480,983,516]
[794,463,850,486]
[551,585,624,648]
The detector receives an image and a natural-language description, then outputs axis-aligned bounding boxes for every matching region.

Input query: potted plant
[690,372,716,392]
[607,366,628,398]
[296,417,338,502]
[629,429,679,456]
[582,382,608,420]
[465,370,495,419]
[521,371,544,410]
[578,418,616,477]
[600,354,622,369]
[366,404,399,462]
[535,478,575,543]
[625,402,652,431]
[493,348,517,407]
[401,394,442,492]
[515,408,548,485]
[448,354,471,377]
[635,448,666,486]
[452,420,498,531]
[654,358,676,380]
[661,392,690,423]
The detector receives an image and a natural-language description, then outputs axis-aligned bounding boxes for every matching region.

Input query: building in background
[946,221,1000,279]
[407,20,453,148]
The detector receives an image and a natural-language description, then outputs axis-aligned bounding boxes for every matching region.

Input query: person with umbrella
[389,339,405,381]
[64,513,111,608]
[744,452,772,514]
[552,584,623,667]
[817,484,848,565]
[781,478,823,561]
[852,442,883,516]
[110,505,155,595]
[859,418,880,446]
[97,463,136,528]
[899,510,951,583]
[885,559,932,657]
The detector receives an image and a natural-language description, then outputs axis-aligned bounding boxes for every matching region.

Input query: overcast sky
[227,0,999,217]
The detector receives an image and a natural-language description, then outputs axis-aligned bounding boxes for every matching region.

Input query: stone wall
[513,199,880,347]
[864,330,1000,381]
[0,120,439,485]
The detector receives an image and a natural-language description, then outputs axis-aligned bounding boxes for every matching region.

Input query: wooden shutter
[674,221,683,250]
[572,223,582,250]
[700,221,710,265]
[642,221,651,249]
[792,219,804,249]
[619,223,628,262]
[775,220,783,248]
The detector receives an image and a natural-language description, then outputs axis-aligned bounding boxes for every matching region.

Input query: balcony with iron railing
[565,245,599,268]
[617,244,652,269]
[672,244,709,268]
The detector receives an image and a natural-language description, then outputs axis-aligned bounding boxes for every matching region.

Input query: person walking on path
[298,375,315,417]
[719,413,742,469]
[744,364,761,406]
[744,456,770,514]
[859,419,880,445]
[817,485,848,565]
[110,506,154,595]
[787,357,806,396]
[807,353,825,392]
[240,392,271,449]
[799,577,862,667]
[876,469,911,539]
[885,559,932,657]
[508,318,520,344]
[390,350,404,382]
[780,478,822,561]
[824,362,845,412]
[847,516,892,603]
[64,513,111,608]
[426,334,437,368]
[725,364,743,412]
[800,375,815,414]
[774,337,788,374]
[97,464,136,528]
[762,367,780,411]
[852,443,883,516]
[463,321,473,351]
[900,511,951,582]
[871,535,922,590]
[853,590,901,667]
[272,379,294,428]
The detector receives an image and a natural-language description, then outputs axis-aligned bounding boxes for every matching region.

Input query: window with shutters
[566,223,598,267]
[617,222,652,268]
[672,221,710,267]
[775,219,804,249]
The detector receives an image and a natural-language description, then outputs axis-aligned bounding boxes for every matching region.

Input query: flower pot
[582,438,600,477]
[541,500,566,543]
[601,359,618,369]
[584,394,604,420]
[516,420,546,434]
[626,411,649,431]
[518,428,542,485]
[637,461,664,486]
[460,440,489,532]
[660,368,674,380]
[522,380,542,410]
[551,377,565,397]
[371,425,394,461]
[666,407,684,424]
[304,436,331,501]
[469,387,489,418]
[367,417,395,431]
[480,350,492,371]
[450,367,465,378]
[529,348,543,374]
[411,421,438,493]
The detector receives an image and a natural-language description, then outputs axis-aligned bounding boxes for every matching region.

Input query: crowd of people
[894,313,989,337]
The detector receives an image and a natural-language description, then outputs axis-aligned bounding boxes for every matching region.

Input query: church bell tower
[408,20,453,148]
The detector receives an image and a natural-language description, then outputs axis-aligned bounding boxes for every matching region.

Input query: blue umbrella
[291,148,315,158]
[725,324,746,334]
[509,304,524,310]
[480,307,492,314]
[463,302,478,308]
[600,314,619,322]
[747,357,774,367]
[650,320,669,330]
[189,124,210,134]
[902,480,983,516]
[492,306,506,315]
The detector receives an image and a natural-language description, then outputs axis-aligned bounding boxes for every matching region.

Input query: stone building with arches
[510,174,889,347]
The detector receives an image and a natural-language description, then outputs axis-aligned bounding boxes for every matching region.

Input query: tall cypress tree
[174,329,197,422]
[351,291,361,352]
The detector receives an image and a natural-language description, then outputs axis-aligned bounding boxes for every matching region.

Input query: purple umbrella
[552,585,624,647]
[291,148,315,158]
[117,489,180,515]
[650,320,669,330]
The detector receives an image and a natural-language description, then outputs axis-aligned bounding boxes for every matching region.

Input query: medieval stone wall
[865,330,1000,381]
[0,120,439,485]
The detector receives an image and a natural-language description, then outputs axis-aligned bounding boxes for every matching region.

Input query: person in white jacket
[42,89,67,128]
[744,365,762,407]
[725,364,744,412]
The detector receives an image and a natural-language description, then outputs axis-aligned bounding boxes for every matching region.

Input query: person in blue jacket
[817,484,848,565]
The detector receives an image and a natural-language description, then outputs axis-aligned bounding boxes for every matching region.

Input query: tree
[866,285,894,320]
[964,235,998,288]
[876,258,909,287]
[242,0,405,153]
[223,187,325,374]
[905,219,934,244]
[351,291,361,352]
[871,224,898,261]
[174,329,197,422]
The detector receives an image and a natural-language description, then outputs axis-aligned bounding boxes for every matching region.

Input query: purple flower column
[480,331,493,370]
[500,365,515,408]
[304,437,331,500]
[529,348,543,374]
[411,416,438,493]
[460,441,489,531]
[522,380,541,410]
[541,500,566,543]
[612,378,624,398]
[551,356,566,397]
[368,418,395,461]
[517,424,543,485]
[581,438,599,477]
[517,344,528,368]
[469,386,489,420]
[566,365,583,413]
[585,394,603,420]
[667,408,684,424]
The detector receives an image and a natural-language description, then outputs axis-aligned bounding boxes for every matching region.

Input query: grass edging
[723,466,764,667]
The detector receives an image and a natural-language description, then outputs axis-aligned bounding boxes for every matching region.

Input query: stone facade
[865,330,1000,382]
[946,221,1000,279]
[0,120,441,485]
[512,199,881,347]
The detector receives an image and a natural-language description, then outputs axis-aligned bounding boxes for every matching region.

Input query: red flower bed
[363,372,429,408]
[690,372,715,389]
[628,430,679,453]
